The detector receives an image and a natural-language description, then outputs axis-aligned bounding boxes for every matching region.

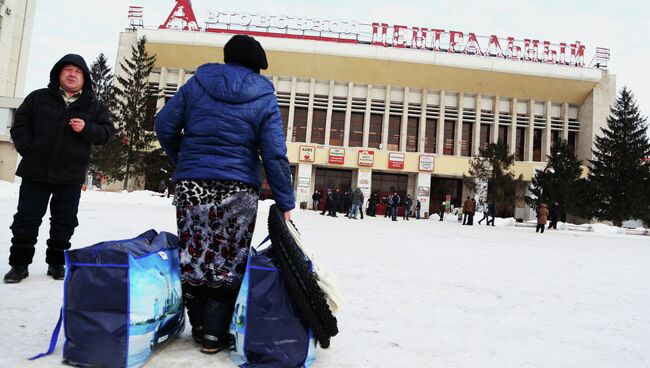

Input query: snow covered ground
[1,180,649,368]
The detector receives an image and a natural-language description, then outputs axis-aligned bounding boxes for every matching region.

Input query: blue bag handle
[29,308,63,360]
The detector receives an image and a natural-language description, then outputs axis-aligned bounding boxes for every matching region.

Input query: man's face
[59,64,84,93]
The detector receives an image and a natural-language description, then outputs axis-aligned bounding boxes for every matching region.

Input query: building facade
[0,0,36,182]
[116,5,616,220]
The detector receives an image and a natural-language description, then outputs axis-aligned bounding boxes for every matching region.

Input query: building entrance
[429,177,463,216]
[371,172,408,216]
[314,168,353,211]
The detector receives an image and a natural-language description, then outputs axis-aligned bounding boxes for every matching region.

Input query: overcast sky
[25,0,649,124]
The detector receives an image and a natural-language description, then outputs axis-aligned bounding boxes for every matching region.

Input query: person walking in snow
[348,188,364,219]
[549,201,560,230]
[312,190,321,211]
[439,201,446,221]
[155,35,294,354]
[320,189,332,216]
[478,200,489,225]
[486,200,496,226]
[390,192,401,221]
[367,192,378,217]
[415,200,421,219]
[383,196,391,218]
[467,198,476,225]
[5,54,115,284]
[403,194,413,220]
[536,203,549,233]
[462,197,472,225]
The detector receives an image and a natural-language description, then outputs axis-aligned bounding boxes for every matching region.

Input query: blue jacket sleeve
[155,83,188,164]
[258,95,295,211]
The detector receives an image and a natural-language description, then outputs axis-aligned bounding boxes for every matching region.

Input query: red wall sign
[329,148,345,165]
[388,152,405,170]
[358,150,375,167]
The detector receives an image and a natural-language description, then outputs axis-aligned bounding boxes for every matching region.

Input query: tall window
[480,125,491,150]
[424,119,437,153]
[568,131,577,152]
[515,127,525,160]
[550,130,560,149]
[498,126,508,145]
[387,115,401,151]
[330,111,345,146]
[461,122,473,156]
[292,107,308,142]
[444,121,455,155]
[279,106,289,139]
[348,112,364,147]
[368,114,383,149]
[406,116,419,152]
[311,109,326,145]
[533,129,543,161]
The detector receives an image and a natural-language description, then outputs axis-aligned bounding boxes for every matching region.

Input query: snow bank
[590,223,626,234]
[0,180,19,199]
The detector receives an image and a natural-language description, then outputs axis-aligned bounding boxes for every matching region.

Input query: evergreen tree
[88,53,123,181]
[113,36,157,190]
[588,87,650,226]
[525,139,583,220]
[463,139,524,217]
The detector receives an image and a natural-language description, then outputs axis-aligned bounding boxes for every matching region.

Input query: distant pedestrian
[367,192,378,217]
[383,196,391,218]
[549,201,560,229]
[478,200,489,225]
[312,190,321,211]
[536,203,549,233]
[467,198,476,225]
[403,194,413,220]
[390,192,400,221]
[415,200,421,219]
[462,197,471,225]
[439,201,446,221]
[321,189,333,216]
[348,188,364,219]
[486,200,496,226]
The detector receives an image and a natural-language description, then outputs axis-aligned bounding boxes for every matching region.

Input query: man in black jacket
[4,54,115,283]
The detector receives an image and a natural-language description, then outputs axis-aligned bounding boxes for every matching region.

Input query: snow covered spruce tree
[113,36,157,190]
[525,139,583,220]
[463,139,524,217]
[88,53,123,180]
[587,87,650,226]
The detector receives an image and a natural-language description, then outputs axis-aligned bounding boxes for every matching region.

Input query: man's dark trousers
[9,179,82,267]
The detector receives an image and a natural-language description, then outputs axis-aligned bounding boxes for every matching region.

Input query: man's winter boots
[47,265,65,280]
[4,266,29,283]
[201,298,234,354]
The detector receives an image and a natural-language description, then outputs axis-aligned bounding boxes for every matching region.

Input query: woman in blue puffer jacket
[155,35,295,354]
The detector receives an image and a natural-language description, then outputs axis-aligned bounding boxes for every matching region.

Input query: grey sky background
[25,0,649,126]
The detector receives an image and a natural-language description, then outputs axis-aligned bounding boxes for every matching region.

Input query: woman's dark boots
[200,298,234,354]
[184,293,205,344]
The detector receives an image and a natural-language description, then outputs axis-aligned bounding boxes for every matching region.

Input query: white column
[418,89,427,153]
[296,163,313,208]
[509,97,517,155]
[544,100,552,157]
[363,85,372,147]
[436,90,446,155]
[455,92,464,156]
[416,172,432,217]
[343,81,353,147]
[178,68,187,87]
[324,80,334,146]
[492,96,500,143]
[381,85,391,150]
[306,79,315,143]
[527,100,535,161]
[357,168,372,208]
[473,94,482,155]
[400,87,410,151]
[286,77,297,143]
[562,102,569,139]
[156,67,168,110]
